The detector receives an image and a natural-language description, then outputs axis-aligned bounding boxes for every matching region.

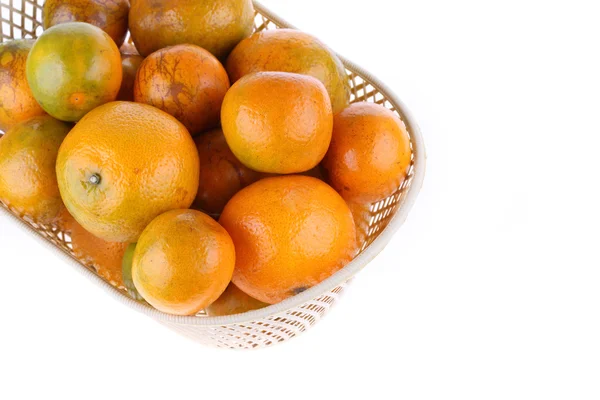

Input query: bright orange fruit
[132,209,235,316]
[219,176,357,304]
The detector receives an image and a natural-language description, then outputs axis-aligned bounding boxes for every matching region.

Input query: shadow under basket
[0,0,426,349]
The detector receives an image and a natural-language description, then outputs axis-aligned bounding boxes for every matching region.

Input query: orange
[132,209,235,316]
[227,29,350,113]
[221,72,333,174]
[193,128,264,215]
[0,39,46,132]
[134,44,230,135]
[129,0,255,59]
[219,176,357,304]
[206,283,267,317]
[43,0,130,47]
[0,116,71,224]
[56,102,200,243]
[70,217,128,289]
[26,22,122,122]
[322,102,413,202]
[117,44,144,102]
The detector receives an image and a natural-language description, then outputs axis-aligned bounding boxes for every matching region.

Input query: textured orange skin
[0,40,46,132]
[117,52,143,102]
[129,0,254,59]
[56,102,200,243]
[26,22,122,122]
[43,0,130,47]
[219,176,357,304]
[221,72,333,174]
[132,209,235,316]
[193,128,264,215]
[227,29,350,114]
[322,102,413,203]
[70,217,128,288]
[134,44,230,135]
[206,283,267,316]
[0,116,71,224]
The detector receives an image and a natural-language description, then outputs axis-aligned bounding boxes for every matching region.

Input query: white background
[1,0,599,398]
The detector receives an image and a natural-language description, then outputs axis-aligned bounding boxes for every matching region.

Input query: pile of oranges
[0,0,412,316]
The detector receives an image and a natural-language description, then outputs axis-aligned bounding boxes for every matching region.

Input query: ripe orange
[70,218,128,289]
[43,0,130,47]
[26,22,122,122]
[221,72,333,174]
[0,116,71,224]
[56,102,200,243]
[322,102,412,202]
[206,283,267,317]
[227,29,350,113]
[129,0,255,59]
[193,128,264,215]
[134,44,230,135]
[132,209,235,316]
[117,47,144,102]
[219,176,357,304]
[0,39,46,131]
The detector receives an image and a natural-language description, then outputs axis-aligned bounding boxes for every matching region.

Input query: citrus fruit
[0,39,46,131]
[227,29,350,113]
[221,72,333,174]
[206,283,267,317]
[121,243,145,301]
[132,209,235,316]
[219,175,357,304]
[193,128,264,215]
[322,102,413,202]
[43,0,130,47]
[0,116,70,224]
[56,101,200,243]
[26,22,122,122]
[134,44,230,135]
[117,49,143,102]
[70,218,128,289]
[129,0,255,59]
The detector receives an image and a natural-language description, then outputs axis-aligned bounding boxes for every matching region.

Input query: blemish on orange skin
[70,92,86,106]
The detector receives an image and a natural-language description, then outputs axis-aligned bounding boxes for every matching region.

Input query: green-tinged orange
[129,0,255,59]
[206,283,267,316]
[322,102,413,202]
[0,116,71,224]
[122,243,145,301]
[56,102,200,243]
[43,0,130,47]
[193,128,264,215]
[219,176,357,304]
[134,44,230,135]
[132,209,235,316]
[221,72,333,174]
[0,40,46,131]
[26,22,122,122]
[227,29,350,113]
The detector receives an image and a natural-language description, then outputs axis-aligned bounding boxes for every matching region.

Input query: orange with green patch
[134,44,230,135]
[0,40,46,132]
[0,116,71,224]
[129,0,255,59]
[26,22,122,122]
[43,0,130,47]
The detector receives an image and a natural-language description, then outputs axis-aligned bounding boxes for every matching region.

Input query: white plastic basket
[0,0,426,349]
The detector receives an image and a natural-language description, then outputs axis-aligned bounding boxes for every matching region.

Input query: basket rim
[0,0,426,327]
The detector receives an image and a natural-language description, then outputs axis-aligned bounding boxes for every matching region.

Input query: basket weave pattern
[0,0,423,349]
